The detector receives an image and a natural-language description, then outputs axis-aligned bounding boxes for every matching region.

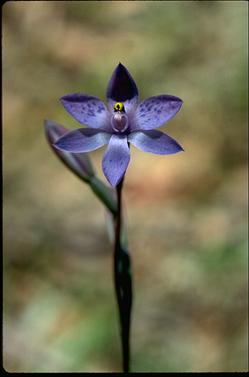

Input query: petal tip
[44,120,54,137]
[59,94,73,104]
[117,62,126,70]
[107,63,138,102]
[174,140,184,153]
[53,138,70,153]
[104,171,125,187]
[44,119,60,138]
[52,141,62,151]
[59,96,68,107]
[59,93,84,103]
[44,118,53,127]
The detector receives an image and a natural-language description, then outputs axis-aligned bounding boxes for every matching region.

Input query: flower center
[111,102,129,133]
[114,102,124,112]
[111,112,129,133]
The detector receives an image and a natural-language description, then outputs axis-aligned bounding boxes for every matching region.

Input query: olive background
[3,1,248,372]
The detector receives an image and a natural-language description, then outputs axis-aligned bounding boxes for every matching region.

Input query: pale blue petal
[54,128,111,153]
[102,134,130,186]
[128,130,184,155]
[60,93,111,131]
[133,95,183,131]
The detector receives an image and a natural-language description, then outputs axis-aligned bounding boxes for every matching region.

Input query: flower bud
[44,120,95,182]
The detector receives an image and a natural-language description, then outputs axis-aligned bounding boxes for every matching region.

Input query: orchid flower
[46,64,184,372]
[54,63,184,187]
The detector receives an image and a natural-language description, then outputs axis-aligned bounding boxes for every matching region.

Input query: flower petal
[102,134,130,187]
[128,130,184,155]
[54,128,111,153]
[44,120,95,180]
[60,93,111,130]
[106,63,139,103]
[133,95,183,131]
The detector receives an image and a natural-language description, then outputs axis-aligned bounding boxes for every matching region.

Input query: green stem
[114,177,132,372]
[90,176,117,215]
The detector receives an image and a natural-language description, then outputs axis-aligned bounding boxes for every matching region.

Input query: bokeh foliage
[3,1,248,372]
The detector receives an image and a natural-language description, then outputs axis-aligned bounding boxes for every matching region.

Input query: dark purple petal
[133,95,183,131]
[54,128,111,153]
[106,63,139,103]
[128,130,184,155]
[44,120,95,180]
[60,93,111,130]
[102,134,130,187]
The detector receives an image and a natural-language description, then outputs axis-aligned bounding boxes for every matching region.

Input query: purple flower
[54,63,184,187]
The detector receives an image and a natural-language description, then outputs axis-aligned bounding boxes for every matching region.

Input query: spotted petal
[133,95,183,131]
[54,128,111,153]
[102,134,130,187]
[128,130,184,155]
[106,63,139,114]
[60,93,111,130]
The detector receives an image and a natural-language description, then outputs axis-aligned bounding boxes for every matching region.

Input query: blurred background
[3,1,248,372]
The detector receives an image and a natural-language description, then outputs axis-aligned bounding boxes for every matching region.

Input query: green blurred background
[3,1,248,372]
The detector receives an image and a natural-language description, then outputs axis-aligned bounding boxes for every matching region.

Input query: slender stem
[115,177,124,253]
[114,176,131,372]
